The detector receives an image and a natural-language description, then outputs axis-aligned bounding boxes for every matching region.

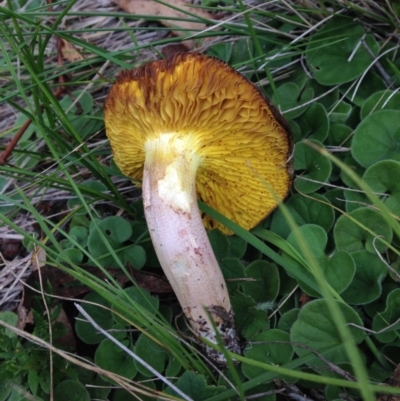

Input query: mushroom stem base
[142,134,240,361]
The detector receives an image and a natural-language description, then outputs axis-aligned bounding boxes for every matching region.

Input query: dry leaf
[377,364,400,401]
[61,39,84,62]
[53,307,77,351]
[116,0,214,49]
[31,246,46,272]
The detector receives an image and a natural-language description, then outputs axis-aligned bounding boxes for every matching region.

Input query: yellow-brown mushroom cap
[104,53,292,234]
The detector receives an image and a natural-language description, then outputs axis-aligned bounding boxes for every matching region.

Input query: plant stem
[142,133,240,361]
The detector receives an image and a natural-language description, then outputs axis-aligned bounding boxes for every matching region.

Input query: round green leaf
[124,286,159,313]
[87,216,133,267]
[0,380,11,401]
[323,188,346,214]
[340,155,365,189]
[231,293,269,340]
[306,80,339,110]
[290,299,365,371]
[57,248,84,264]
[130,222,148,241]
[134,334,169,377]
[88,216,132,250]
[113,287,159,325]
[284,225,355,297]
[220,257,246,292]
[361,90,400,120]
[297,102,329,142]
[334,207,393,254]
[294,140,332,193]
[340,250,387,305]
[75,292,113,344]
[242,260,280,303]
[329,101,352,124]
[372,289,400,344]
[69,226,89,248]
[242,329,293,379]
[363,160,400,216]
[278,309,300,333]
[95,338,137,380]
[352,110,400,168]
[343,190,367,213]
[54,380,90,401]
[121,244,146,270]
[165,371,225,401]
[306,17,379,85]
[226,235,247,259]
[320,251,355,295]
[325,123,352,147]
[289,119,302,143]
[208,229,229,261]
[341,71,386,107]
[270,194,335,239]
[364,282,399,319]
[273,82,314,119]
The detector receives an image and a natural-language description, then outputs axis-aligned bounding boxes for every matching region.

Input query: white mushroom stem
[142,133,239,356]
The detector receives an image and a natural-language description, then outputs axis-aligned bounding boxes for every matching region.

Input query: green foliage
[242,329,293,379]
[352,110,400,167]
[294,140,332,193]
[306,16,379,85]
[166,371,226,401]
[372,289,400,344]
[334,207,393,254]
[53,380,90,401]
[290,299,365,373]
[283,224,355,297]
[0,307,76,398]
[2,1,400,400]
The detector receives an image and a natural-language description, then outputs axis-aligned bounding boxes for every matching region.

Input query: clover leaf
[241,260,280,303]
[87,216,146,269]
[273,82,314,119]
[75,292,113,345]
[270,194,335,239]
[294,140,332,193]
[329,101,352,124]
[134,334,171,377]
[242,329,293,379]
[231,293,270,340]
[296,102,329,142]
[361,90,400,120]
[283,224,355,297]
[290,299,365,373]
[363,160,400,216]
[334,207,393,254]
[306,16,379,85]
[325,123,352,147]
[372,289,400,344]
[95,338,137,381]
[54,380,90,401]
[340,250,387,305]
[165,371,226,401]
[352,110,400,168]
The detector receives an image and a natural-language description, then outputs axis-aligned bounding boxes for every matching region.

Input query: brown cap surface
[104,53,292,233]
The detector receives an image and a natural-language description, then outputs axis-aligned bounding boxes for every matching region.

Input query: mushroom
[104,53,292,360]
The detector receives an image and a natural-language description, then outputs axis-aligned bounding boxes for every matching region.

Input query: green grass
[1,0,400,400]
